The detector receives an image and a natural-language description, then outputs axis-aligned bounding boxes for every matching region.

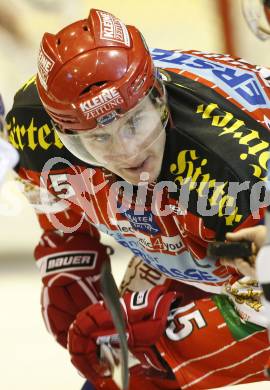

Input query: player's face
[82,98,167,184]
[102,125,166,185]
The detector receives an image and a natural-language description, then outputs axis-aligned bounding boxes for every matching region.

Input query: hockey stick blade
[100,260,129,390]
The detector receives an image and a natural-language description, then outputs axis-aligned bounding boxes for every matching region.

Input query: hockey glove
[68,285,180,383]
[36,231,112,347]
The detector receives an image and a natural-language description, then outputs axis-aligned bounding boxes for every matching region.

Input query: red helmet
[37,8,157,131]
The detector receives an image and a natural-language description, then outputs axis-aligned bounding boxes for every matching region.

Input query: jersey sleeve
[5,76,112,347]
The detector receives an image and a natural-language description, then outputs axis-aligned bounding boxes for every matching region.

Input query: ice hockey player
[5,8,270,389]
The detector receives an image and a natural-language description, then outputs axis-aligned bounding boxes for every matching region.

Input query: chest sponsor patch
[122,208,161,235]
[95,225,230,285]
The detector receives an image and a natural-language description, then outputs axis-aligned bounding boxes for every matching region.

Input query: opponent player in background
[4,7,270,389]
[242,0,270,41]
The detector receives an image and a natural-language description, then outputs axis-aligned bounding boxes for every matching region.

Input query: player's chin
[117,156,161,185]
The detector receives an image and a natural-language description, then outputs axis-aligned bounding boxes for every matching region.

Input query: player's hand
[37,233,113,348]
[68,285,180,383]
[220,226,266,279]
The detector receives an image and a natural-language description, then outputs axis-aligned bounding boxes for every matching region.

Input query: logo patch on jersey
[38,44,55,90]
[97,10,130,46]
[46,251,97,273]
[122,208,161,235]
[79,87,124,120]
[131,290,149,309]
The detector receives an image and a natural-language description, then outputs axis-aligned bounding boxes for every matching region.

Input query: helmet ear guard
[37,8,157,132]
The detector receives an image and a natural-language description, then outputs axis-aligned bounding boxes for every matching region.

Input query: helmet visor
[54,84,168,166]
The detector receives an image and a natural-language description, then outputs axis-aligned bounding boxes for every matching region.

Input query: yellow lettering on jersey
[38,124,51,150]
[170,149,243,226]
[249,150,270,181]
[6,117,64,151]
[196,103,270,181]
[27,119,38,150]
[197,103,218,119]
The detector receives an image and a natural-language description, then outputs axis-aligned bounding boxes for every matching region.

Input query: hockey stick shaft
[100,260,129,390]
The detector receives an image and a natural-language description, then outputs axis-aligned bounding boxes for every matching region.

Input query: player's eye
[89,133,111,143]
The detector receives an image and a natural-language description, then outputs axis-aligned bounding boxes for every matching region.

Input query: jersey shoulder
[162,69,270,185]
[5,76,87,172]
[152,47,270,124]
[158,70,270,235]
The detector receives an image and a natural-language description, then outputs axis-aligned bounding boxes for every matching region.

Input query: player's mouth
[121,156,150,174]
